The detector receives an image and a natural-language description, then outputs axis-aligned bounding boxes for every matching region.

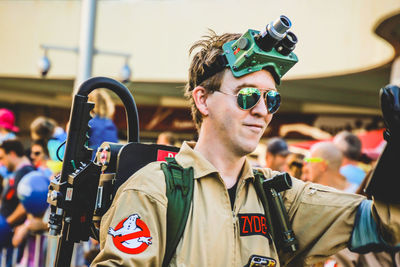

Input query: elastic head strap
[195,55,228,86]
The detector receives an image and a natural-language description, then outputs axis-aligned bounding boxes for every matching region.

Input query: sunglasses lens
[266,91,281,114]
[237,88,261,110]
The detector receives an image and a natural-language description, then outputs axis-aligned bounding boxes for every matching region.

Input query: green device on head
[198,15,299,86]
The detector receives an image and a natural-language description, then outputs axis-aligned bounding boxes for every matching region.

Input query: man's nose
[251,96,269,117]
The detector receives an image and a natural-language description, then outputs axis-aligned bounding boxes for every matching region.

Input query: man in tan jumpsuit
[92,32,400,266]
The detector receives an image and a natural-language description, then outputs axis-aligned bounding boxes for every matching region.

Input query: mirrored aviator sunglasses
[236,87,281,113]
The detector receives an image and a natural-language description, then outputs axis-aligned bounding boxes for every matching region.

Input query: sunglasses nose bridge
[250,91,269,115]
[254,91,273,114]
[262,91,271,113]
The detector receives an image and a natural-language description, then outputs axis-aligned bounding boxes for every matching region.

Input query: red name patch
[238,213,269,239]
[157,149,178,161]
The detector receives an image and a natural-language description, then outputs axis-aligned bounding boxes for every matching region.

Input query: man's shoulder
[254,167,280,179]
[15,165,35,181]
[117,161,168,203]
[254,167,309,206]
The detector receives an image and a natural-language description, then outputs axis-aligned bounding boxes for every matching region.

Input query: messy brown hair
[88,89,115,119]
[184,30,241,131]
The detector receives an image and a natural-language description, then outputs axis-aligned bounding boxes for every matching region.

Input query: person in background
[285,152,305,179]
[265,137,290,172]
[156,131,177,146]
[0,109,18,144]
[0,140,35,224]
[12,171,50,267]
[30,139,52,178]
[30,116,67,174]
[303,142,357,193]
[333,131,366,187]
[0,108,19,179]
[88,89,119,153]
[0,139,35,267]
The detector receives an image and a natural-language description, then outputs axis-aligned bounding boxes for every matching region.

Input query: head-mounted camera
[199,15,298,85]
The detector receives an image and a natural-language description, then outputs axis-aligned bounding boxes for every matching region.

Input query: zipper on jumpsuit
[217,173,238,266]
[232,179,246,266]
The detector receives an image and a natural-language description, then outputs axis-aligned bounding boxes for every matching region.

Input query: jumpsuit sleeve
[91,163,167,266]
[278,178,365,266]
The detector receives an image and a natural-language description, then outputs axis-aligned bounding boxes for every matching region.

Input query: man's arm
[6,203,27,227]
[278,179,365,266]
[91,181,167,266]
[279,178,400,266]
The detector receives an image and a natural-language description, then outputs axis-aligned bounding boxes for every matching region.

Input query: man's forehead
[235,82,277,91]
[224,69,277,90]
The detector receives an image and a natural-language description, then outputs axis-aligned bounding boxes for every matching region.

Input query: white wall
[0,0,399,81]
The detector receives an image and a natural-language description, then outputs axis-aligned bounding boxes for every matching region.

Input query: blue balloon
[0,215,12,247]
[17,171,50,217]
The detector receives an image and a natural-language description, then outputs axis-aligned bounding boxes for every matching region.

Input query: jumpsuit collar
[175,141,256,182]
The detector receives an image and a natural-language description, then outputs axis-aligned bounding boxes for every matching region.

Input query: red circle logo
[109,214,152,254]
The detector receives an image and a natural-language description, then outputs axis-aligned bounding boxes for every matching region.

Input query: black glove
[365,84,400,203]
[380,84,400,141]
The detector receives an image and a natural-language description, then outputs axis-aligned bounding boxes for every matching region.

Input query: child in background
[88,89,118,153]
[30,117,67,174]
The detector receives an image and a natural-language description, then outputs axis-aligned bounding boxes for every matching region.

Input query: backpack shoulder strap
[160,157,194,267]
[252,169,276,241]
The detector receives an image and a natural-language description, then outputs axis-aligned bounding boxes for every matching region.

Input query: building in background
[0,1,399,143]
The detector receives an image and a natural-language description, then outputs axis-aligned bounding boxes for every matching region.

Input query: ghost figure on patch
[108,213,152,254]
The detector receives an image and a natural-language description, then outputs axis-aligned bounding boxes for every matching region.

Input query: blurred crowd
[0,89,119,267]
[0,108,64,267]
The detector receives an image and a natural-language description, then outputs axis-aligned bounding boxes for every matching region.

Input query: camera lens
[255,15,292,52]
[286,32,297,43]
[272,15,291,35]
[275,31,298,56]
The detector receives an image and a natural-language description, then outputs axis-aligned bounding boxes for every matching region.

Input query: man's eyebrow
[235,83,277,92]
[234,83,257,93]
[236,83,257,89]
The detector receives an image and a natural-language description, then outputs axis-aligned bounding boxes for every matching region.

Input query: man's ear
[7,151,16,160]
[192,86,210,116]
[320,161,328,172]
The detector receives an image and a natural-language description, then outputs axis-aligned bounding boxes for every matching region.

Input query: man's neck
[319,171,349,191]
[194,133,246,189]
[14,156,31,171]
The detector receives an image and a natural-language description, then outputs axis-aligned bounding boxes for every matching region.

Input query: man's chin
[240,142,259,156]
